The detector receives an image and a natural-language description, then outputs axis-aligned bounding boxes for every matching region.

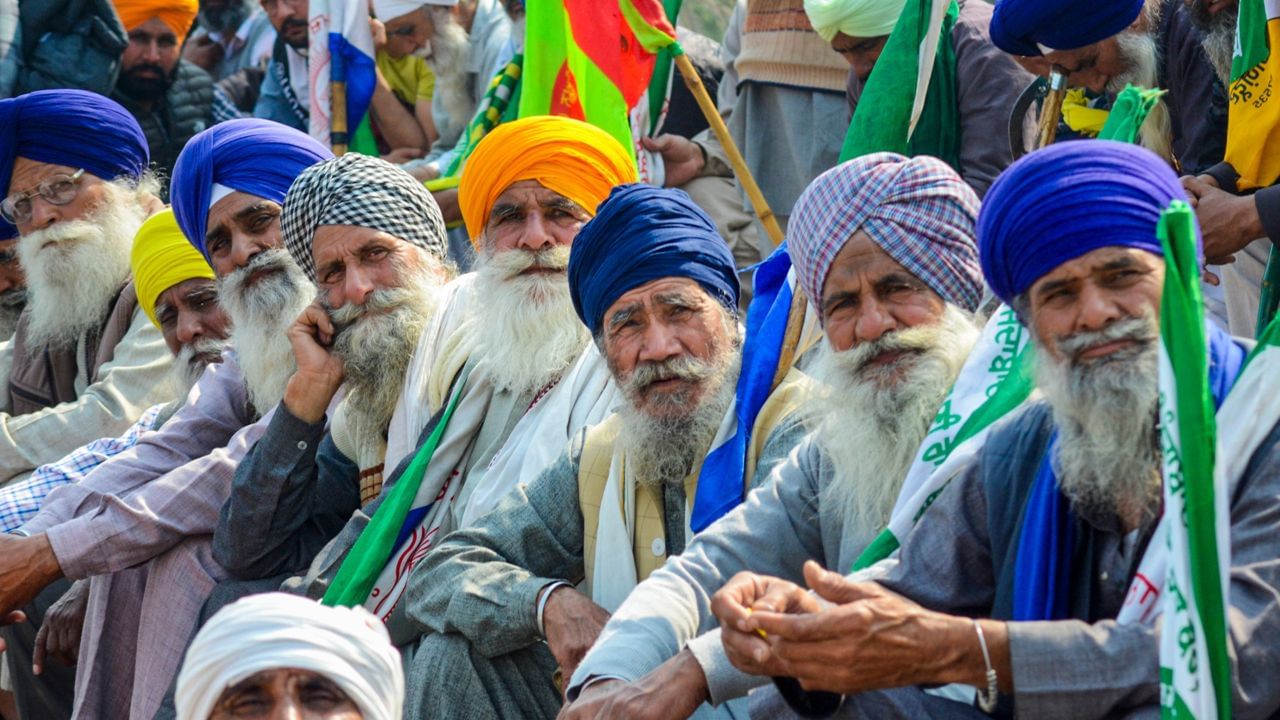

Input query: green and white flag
[852,305,1035,571]
[1151,202,1231,719]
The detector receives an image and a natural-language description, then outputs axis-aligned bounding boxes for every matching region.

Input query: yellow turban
[458,116,638,244]
[131,208,215,329]
[112,0,200,44]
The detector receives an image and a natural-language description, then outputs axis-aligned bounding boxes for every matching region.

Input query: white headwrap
[803,0,908,42]
[372,0,456,22]
[174,593,404,720]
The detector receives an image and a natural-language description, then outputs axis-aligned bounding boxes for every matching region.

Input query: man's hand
[182,35,224,72]
[740,562,1007,695]
[384,147,426,165]
[432,187,461,224]
[541,586,611,685]
[1183,174,1264,264]
[411,164,442,182]
[640,135,705,188]
[282,301,345,423]
[558,649,709,720]
[0,534,62,620]
[711,570,823,677]
[33,579,89,675]
[370,18,387,50]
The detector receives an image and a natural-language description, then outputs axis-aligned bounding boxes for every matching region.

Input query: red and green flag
[519,0,678,157]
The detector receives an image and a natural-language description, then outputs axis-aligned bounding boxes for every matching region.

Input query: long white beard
[329,266,440,439]
[468,246,590,396]
[217,248,313,413]
[613,316,741,488]
[422,7,474,131]
[807,305,979,534]
[1036,312,1161,525]
[18,187,146,350]
[1110,29,1173,163]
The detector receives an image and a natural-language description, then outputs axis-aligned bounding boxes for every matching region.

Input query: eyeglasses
[1,169,86,225]
[388,25,418,38]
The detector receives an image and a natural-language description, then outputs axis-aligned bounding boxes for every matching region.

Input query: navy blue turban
[978,140,1190,304]
[569,184,739,336]
[990,0,1144,56]
[0,89,149,238]
[171,119,332,260]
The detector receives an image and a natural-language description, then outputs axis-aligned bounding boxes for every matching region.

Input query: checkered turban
[788,153,983,316]
[281,153,447,282]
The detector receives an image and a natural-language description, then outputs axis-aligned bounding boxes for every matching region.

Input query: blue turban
[0,89,149,238]
[978,140,1189,304]
[990,0,1144,56]
[171,119,332,260]
[569,184,739,336]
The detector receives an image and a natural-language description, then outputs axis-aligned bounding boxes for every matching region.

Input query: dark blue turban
[977,140,1190,305]
[990,0,1144,56]
[0,89,149,238]
[569,184,739,336]
[171,119,332,260]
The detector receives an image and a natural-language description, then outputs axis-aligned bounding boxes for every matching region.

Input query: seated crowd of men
[0,0,1276,719]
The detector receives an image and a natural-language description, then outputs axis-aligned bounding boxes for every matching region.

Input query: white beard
[807,305,979,534]
[329,265,440,439]
[0,288,26,340]
[18,186,146,350]
[613,312,741,488]
[422,7,474,132]
[1036,311,1161,526]
[468,246,590,396]
[1110,29,1173,163]
[170,336,229,400]
[217,248,313,414]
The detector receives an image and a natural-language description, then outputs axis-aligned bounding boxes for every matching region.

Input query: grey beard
[218,249,312,414]
[616,344,742,489]
[808,305,980,534]
[1036,313,1162,526]
[0,289,26,341]
[328,270,439,438]
[1186,0,1238,85]
[170,336,228,400]
[423,7,474,132]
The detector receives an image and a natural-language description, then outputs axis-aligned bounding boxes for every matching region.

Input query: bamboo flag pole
[673,51,809,388]
[331,80,350,155]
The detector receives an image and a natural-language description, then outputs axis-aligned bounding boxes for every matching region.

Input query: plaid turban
[788,153,983,315]
[459,115,637,243]
[978,140,1187,304]
[281,153,447,282]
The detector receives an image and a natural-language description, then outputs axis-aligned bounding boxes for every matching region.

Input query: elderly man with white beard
[0,89,176,487]
[257,116,636,635]
[394,184,812,720]
[0,119,332,720]
[560,154,986,720]
[212,152,450,587]
[693,142,1280,720]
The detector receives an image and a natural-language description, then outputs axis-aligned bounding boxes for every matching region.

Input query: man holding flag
[687,142,1280,719]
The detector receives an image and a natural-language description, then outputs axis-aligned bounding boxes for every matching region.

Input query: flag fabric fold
[308,0,378,150]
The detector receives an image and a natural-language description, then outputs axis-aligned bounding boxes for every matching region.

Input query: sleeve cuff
[686,629,768,706]
[261,403,327,460]
[1203,162,1240,194]
[1254,185,1280,242]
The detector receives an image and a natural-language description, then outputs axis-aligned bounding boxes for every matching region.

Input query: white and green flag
[852,305,1035,571]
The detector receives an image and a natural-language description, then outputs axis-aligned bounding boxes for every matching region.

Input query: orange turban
[458,116,638,244]
[113,0,199,44]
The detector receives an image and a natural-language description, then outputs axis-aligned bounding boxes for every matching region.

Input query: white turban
[372,0,456,22]
[175,593,403,720]
[803,0,908,42]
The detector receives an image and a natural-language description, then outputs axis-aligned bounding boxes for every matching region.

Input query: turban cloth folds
[131,208,215,329]
[0,89,148,238]
[990,0,1144,56]
[803,0,908,42]
[170,119,332,261]
[788,153,983,314]
[568,184,738,337]
[174,593,403,720]
[282,153,447,282]
[458,115,637,243]
[373,0,456,21]
[977,140,1189,305]
[112,0,200,44]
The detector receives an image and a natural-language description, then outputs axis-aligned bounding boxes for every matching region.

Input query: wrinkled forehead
[9,157,83,195]
[1026,245,1163,298]
[489,180,574,215]
[207,191,278,227]
[603,276,710,322]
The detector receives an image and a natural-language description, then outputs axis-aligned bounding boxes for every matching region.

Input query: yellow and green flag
[1226,0,1280,190]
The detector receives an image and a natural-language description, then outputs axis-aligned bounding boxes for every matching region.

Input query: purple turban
[977,140,1189,304]
[0,89,150,238]
[990,0,1144,56]
[787,153,983,316]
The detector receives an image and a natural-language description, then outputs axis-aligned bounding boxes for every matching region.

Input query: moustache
[624,354,718,395]
[327,285,419,335]
[485,246,571,280]
[843,325,940,377]
[1055,315,1157,365]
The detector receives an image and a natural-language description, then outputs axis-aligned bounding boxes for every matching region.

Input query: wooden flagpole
[673,51,808,388]
[332,80,350,155]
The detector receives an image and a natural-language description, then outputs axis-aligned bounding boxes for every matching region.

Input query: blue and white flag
[308,0,377,149]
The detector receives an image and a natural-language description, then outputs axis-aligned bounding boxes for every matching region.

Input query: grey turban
[281,152,447,282]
